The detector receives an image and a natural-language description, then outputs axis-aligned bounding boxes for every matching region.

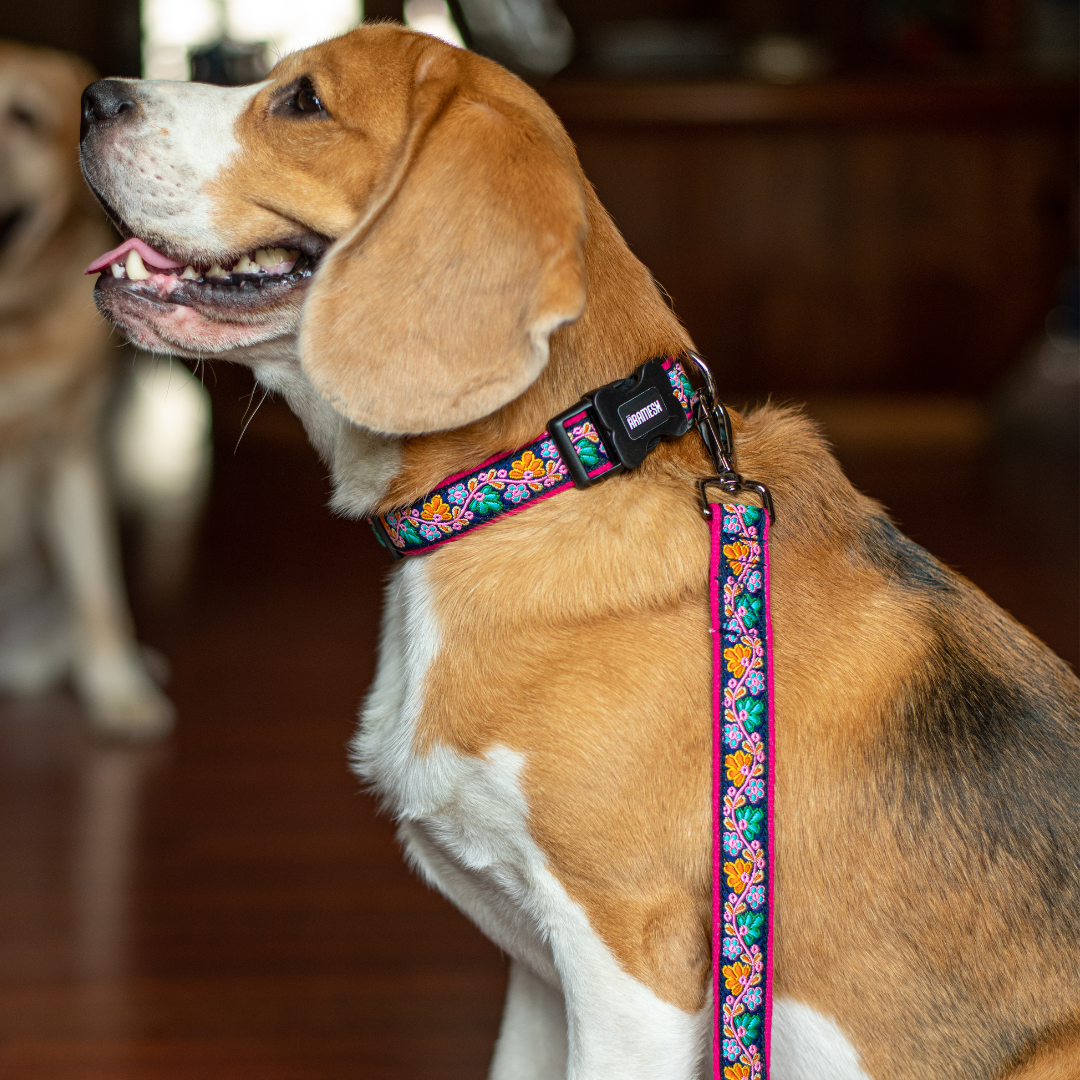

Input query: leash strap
[712,502,774,1080]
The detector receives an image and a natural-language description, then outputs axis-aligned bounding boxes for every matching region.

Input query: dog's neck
[250,190,693,520]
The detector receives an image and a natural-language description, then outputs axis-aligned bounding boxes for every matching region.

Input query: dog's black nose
[80,80,138,141]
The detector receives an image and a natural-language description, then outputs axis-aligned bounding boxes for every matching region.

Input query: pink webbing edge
[709,507,723,1079]
[762,509,775,1074]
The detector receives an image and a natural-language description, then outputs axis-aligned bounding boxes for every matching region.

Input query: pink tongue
[85,237,186,275]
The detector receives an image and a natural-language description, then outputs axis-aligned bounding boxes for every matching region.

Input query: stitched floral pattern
[663,357,695,418]
[373,359,697,555]
[716,503,771,1080]
[377,422,610,551]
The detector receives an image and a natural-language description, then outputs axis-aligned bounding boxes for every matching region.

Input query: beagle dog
[0,41,172,738]
[78,25,1080,1078]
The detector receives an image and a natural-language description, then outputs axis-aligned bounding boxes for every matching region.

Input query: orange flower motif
[726,750,753,784]
[724,1065,750,1080]
[724,540,750,573]
[724,642,753,678]
[420,494,454,522]
[724,857,752,891]
[723,961,751,995]
[509,450,546,480]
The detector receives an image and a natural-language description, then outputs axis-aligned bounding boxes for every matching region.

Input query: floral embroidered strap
[370,358,695,557]
[712,502,774,1080]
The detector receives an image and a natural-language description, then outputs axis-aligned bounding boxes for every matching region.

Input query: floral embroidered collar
[369,356,697,558]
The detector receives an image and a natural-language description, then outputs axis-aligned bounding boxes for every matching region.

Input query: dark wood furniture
[545,74,1078,398]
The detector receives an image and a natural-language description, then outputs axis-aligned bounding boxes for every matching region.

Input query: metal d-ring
[686,351,776,524]
[686,350,718,409]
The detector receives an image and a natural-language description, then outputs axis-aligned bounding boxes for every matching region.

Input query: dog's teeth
[234,254,260,274]
[254,247,290,268]
[206,263,228,279]
[110,262,126,278]
[180,265,198,280]
[125,249,151,280]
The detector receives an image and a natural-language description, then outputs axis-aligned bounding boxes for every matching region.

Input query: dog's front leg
[545,899,709,1079]
[44,448,173,738]
[489,959,568,1080]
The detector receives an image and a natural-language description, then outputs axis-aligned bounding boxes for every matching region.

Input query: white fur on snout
[81,79,265,253]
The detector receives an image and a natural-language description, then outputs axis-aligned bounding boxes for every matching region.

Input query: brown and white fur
[0,41,172,738]
[78,26,1080,1078]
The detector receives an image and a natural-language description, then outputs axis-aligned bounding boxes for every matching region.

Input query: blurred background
[0,1,1076,1077]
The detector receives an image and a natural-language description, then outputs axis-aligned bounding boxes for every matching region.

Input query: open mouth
[86,235,324,305]
[85,233,329,355]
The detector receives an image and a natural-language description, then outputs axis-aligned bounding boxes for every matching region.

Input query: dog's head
[81,26,588,435]
[0,41,100,313]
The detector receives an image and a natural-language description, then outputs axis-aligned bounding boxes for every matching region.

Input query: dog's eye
[295,83,325,114]
[269,76,329,121]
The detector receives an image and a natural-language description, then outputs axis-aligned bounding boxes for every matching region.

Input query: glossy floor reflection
[0,380,1076,1079]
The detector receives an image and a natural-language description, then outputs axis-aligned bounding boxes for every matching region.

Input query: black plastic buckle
[547,358,693,489]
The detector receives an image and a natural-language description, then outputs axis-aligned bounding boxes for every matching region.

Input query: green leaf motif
[739,1014,762,1041]
[741,698,766,731]
[736,911,765,943]
[739,596,763,624]
[575,441,600,467]
[474,488,504,515]
[735,806,765,835]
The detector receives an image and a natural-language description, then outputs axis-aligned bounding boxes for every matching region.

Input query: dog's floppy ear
[301,49,588,434]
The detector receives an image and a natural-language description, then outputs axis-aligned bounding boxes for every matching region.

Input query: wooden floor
[1,377,1077,1079]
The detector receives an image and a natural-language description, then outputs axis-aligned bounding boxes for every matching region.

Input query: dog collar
[370,356,698,558]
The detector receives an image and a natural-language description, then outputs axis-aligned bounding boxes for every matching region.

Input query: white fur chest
[350,558,562,982]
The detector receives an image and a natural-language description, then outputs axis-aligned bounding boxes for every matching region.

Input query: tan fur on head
[300,41,588,434]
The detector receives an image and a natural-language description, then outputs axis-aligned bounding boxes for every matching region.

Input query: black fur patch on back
[857,514,956,594]
[856,513,1080,1071]
[861,515,1080,905]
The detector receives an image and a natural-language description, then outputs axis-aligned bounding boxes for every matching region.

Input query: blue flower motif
[446,483,469,505]
[504,485,528,504]
[539,440,559,458]
[723,515,739,530]
[743,987,762,1010]
[722,1039,741,1060]
[745,779,764,803]
[418,523,442,541]
[745,571,762,593]
[722,936,742,959]
[724,723,741,748]
[745,670,765,696]
[745,885,765,910]
[723,831,742,855]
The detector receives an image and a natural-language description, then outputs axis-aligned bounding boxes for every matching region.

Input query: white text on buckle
[625,399,664,430]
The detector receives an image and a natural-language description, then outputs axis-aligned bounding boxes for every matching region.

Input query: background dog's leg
[44,449,174,739]
[489,960,568,1080]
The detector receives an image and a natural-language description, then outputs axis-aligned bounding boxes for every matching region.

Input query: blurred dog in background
[0,41,174,739]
